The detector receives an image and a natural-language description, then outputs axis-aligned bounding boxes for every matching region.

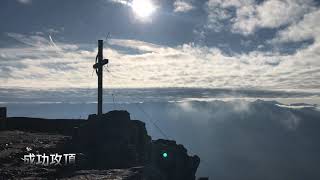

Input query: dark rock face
[0,110,201,180]
[146,139,200,180]
[73,110,200,180]
[74,111,152,169]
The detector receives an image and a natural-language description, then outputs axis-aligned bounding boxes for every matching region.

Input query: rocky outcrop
[0,110,201,180]
[145,139,200,180]
[73,110,200,180]
[73,110,152,169]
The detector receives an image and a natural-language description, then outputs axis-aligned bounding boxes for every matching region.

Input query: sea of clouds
[1,88,320,179]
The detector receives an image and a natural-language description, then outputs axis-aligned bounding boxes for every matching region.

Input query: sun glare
[131,0,156,19]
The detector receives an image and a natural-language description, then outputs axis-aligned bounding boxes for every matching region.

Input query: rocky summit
[0,110,200,180]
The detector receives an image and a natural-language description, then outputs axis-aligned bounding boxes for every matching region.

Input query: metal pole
[93,40,108,118]
[97,40,103,117]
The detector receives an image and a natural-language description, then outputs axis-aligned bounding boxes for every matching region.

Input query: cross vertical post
[93,40,109,118]
[97,40,103,117]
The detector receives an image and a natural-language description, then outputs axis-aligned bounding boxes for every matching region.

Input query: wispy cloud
[205,0,316,35]
[108,0,130,6]
[0,32,319,91]
[48,35,62,52]
[271,9,320,44]
[174,0,194,13]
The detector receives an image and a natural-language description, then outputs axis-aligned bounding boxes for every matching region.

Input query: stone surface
[0,110,201,180]
[147,139,200,180]
[74,110,152,169]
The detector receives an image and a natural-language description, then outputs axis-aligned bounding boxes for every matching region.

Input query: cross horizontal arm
[93,59,109,69]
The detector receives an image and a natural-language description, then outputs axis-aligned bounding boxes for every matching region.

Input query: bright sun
[131,0,156,19]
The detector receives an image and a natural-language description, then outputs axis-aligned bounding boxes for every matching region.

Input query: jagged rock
[74,110,200,180]
[146,139,200,180]
[74,111,152,169]
[0,110,201,179]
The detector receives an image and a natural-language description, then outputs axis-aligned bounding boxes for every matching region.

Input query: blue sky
[0,0,319,91]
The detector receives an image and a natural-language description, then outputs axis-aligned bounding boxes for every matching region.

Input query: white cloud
[174,0,194,13]
[271,9,320,44]
[267,9,320,82]
[205,0,236,32]
[108,0,130,5]
[0,33,319,91]
[205,0,316,35]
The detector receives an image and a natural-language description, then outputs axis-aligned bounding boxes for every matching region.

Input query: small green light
[162,152,168,158]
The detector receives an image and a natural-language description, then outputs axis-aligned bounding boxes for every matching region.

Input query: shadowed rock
[0,110,201,180]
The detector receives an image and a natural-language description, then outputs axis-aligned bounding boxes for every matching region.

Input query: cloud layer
[205,0,316,35]
[0,32,319,91]
[4,99,320,179]
[173,0,194,13]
